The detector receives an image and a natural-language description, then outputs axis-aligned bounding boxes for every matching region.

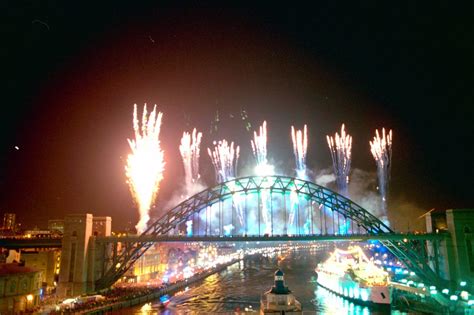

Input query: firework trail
[288,188,299,234]
[207,140,241,234]
[125,104,165,234]
[370,128,393,221]
[250,121,274,234]
[207,140,240,183]
[289,125,308,233]
[251,121,268,166]
[179,128,203,236]
[291,125,308,179]
[179,128,203,187]
[327,124,352,196]
[251,121,275,176]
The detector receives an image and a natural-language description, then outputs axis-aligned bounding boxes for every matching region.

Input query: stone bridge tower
[57,214,111,297]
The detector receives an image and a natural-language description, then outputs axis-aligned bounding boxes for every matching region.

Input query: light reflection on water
[125,249,405,314]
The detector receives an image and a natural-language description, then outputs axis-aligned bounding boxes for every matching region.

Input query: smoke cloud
[314,168,336,187]
[315,167,426,232]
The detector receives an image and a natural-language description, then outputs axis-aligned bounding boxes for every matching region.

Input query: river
[122,248,407,314]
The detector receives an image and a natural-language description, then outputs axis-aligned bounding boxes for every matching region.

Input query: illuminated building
[48,220,64,235]
[2,213,15,232]
[21,250,61,291]
[23,229,52,238]
[131,244,163,282]
[0,262,42,313]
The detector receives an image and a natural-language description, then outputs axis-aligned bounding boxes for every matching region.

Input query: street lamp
[26,294,34,311]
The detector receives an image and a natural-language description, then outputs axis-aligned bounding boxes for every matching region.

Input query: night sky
[2,3,472,230]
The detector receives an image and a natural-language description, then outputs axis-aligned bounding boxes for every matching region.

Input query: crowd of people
[35,264,223,314]
[36,282,168,314]
[30,252,241,314]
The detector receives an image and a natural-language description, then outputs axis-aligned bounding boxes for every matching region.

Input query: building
[91,217,111,237]
[21,250,61,291]
[23,229,52,238]
[426,208,474,290]
[57,214,111,297]
[48,220,65,235]
[131,244,163,283]
[2,213,16,232]
[0,262,42,313]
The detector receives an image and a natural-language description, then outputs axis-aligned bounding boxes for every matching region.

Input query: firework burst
[327,124,352,195]
[370,128,393,219]
[207,140,240,183]
[125,104,165,234]
[251,121,274,176]
[291,125,308,179]
[179,128,203,187]
[250,121,274,233]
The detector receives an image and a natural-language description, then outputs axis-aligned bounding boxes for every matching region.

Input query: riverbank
[74,258,242,314]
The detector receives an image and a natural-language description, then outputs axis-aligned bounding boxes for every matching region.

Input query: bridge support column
[87,216,112,292]
[57,214,93,297]
[426,211,455,283]
[446,209,474,288]
[57,214,111,297]
[426,209,474,289]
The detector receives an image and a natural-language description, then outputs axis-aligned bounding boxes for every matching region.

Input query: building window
[21,279,28,292]
[72,231,77,237]
[9,280,16,293]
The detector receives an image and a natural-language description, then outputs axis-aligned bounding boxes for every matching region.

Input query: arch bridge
[94,175,446,290]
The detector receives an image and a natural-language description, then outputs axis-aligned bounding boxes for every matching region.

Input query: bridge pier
[57,214,111,297]
[426,209,474,290]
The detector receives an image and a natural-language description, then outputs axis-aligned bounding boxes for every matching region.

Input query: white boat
[315,246,392,307]
[260,269,302,314]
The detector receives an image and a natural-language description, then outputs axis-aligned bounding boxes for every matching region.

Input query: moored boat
[315,246,392,308]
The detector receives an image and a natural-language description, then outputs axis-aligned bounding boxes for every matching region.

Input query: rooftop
[0,263,39,276]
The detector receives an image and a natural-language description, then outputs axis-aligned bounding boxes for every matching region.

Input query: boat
[260,269,302,314]
[315,246,392,308]
[158,294,170,309]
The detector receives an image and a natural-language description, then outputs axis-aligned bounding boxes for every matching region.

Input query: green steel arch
[95,175,443,290]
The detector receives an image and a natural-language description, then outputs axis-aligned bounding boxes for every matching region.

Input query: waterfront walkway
[42,258,241,314]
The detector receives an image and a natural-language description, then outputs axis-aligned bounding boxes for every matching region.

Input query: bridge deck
[96,232,447,244]
[0,238,62,249]
[0,233,447,249]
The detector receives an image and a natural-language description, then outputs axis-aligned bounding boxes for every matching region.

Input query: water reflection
[126,248,404,314]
